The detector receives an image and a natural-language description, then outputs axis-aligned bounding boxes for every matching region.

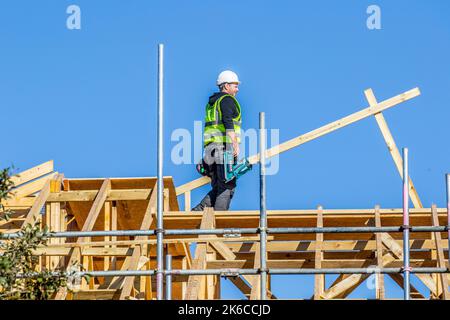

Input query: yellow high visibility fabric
[203,94,241,146]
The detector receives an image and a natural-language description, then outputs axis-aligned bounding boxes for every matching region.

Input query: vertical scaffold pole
[402,148,411,300]
[166,254,172,300]
[156,43,164,300]
[446,174,450,270]
[259,112,267,300]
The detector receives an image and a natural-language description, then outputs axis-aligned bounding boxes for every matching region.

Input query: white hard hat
[216,70,240,86]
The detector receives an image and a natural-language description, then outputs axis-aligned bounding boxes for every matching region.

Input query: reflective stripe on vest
[203,94,242,146]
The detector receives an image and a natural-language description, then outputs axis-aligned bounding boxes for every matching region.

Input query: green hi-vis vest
[203,94,242,147]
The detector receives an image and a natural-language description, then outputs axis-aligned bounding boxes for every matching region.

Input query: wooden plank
[226,239,449,252]
[314,206,324,300]
[431,204,450,300]
[374,205,385,300]
[111,201,118,270]
[71,289,119,300]
[184,191,191,211]
[163,188,170,212]
[365,89,438,298]
[321,273,370,299]
[11,173,57,199]
[249,243,261,300]
[321,230,399,299]
[79,179,111,235]
[49,201,62,269]
[365,89,423,208]
[29,247,133,256]
[11,160,54,187]
[176,88,421,194]
[185,208,215,300]
[104,201,111,271]
[47,189,153,202]
[101,254,135,290]
[2,197,36,207]
[23,174,62,227]
[229,277,252,297]
[55,179,111,300]
[380,232,439,296]
[119,246,143,299]
[207,260,247,269]
[389,274,425,299]
[209,240,277,299]
[205,259,432,269]
[206,244,219,299]
[118,185,157,300]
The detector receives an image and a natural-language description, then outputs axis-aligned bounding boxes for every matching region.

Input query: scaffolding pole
[166,254,172,300]
[259,112,267,300]
[402,148,411,300]
[156,43,165,300]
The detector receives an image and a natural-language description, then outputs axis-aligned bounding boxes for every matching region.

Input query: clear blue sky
[1,1,449,299]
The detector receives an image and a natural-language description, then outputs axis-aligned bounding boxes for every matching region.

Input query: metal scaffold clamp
[400,225,412,231]
[258,267,269,274]
[401,266,413,273]
[223,228,241,238]
[220,268,240,278]
[155,228,165,235]
[258,227,268,234]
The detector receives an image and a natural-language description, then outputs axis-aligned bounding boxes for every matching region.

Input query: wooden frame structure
[2,87,449,299]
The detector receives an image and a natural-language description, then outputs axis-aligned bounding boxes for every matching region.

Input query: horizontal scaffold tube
[1,226,448,240]
[16,267,450,279]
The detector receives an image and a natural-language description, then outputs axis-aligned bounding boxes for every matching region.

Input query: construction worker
[192,70,242,211]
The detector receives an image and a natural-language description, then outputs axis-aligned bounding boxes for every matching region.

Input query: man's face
[224,83,239,96]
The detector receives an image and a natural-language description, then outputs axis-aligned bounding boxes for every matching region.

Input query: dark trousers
[192,143,236,211]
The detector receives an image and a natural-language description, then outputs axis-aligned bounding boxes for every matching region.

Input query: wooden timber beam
[119,184,157,300]
[11,160,54,188]
[11,173,57,199]
[365,89,423,208]
[208,235,277,299]
[101,253,136,291]
[205,259,433,270]
[365,89,445,298]
[431,205,450,300]
[47,189,153,202]
[185,208,215,300]
[374,206,385,300]
[176,88,420,195]
[320,218,391,299]
[227,239,449,253]
[23,174,62,227]
[78,179,111,234]
[321,234,440,299]
[325,211,385,300]
[380,231,439,296]
[55,178,111,300]
[314,206,324,299]
[320,255,394,299]
[249,243,261,300]
[388,274,425,299]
